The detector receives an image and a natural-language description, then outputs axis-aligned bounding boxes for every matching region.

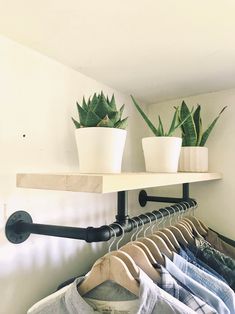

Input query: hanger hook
[130,218,139,242]
[141,214,152,237]
[108,225,117,252]
[182,201,190,217]
[163,207,172,226]
[111,223,125,250]
[150,211,160,234]
[136,217,144,239]
[180,202,187,220]
[175,203,184,221]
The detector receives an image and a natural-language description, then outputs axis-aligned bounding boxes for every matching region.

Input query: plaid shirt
[158,265,217,314]
[189,237,235,291]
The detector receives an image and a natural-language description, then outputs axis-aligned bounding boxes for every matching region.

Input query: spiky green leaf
[193,105,202,145]
[84,110,102,127]
[167,107,179,136]
[71,117,81,128]
[77,103,88,126]
[97,115,114,127]
[82,97,88,111]
[109,94,117,111]
[90,93,99,111]
[119,104,125,119]
[199,106,227,146]
[180,101,197,146]
[157,115,164,136]
[109,111,120,124]
[92,91,115,119]
[131,95,159,136]
[115,117,128,129]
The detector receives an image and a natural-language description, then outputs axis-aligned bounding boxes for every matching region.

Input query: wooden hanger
[150,210,180,251]
[78,254,139,296]
[184,216,207,236]
[181,218,204,237]
[172,223,195,244]
[104,250,140,278]
[167,225,189,246]
[134,214,173,260]
[133,241,157,264]
[154,230,177,252]
[120,243,161,283]
[147,235,173,260]
[137,237,166,263]
[170,205,195,244]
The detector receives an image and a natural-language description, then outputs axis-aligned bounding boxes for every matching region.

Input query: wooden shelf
[16,172,222,194]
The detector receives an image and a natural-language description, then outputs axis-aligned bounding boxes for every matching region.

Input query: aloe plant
[72,91,128,129]
[131,95,190,136]
[178,101,227,146]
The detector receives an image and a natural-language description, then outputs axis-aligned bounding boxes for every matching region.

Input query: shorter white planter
[179,147,208,172]
[75,127,127,173]
[142,137,182,173]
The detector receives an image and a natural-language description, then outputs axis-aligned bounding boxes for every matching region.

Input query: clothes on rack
[164,255,230,314]
[27,211,235,314]
[172,252,235,313]
[188,236,235,290]
[157,265,217,313]
[28,269,196,314]
[205,229,235,260]
[178,245,227,283]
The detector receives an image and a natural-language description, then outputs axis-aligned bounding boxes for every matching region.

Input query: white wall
[148,90,235,239]
[0,35,148,314]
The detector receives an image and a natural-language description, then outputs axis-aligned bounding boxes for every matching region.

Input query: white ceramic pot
[179,147,208,172]
[142,137,182,173]
[75,127,127,173]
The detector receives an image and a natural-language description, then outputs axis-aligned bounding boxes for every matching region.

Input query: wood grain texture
[16,172,222,193]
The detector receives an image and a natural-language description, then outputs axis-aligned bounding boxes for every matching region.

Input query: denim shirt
[188,238,235,291]
[179,246,227,283]
[164,255,230,314]
[173,252,235,314]
[28,268,195,314]
[158,265,217,313]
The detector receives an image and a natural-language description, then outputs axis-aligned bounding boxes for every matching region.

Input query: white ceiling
[1,0,235,104]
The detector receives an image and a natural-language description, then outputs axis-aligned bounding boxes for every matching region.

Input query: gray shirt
[28,269,195,314]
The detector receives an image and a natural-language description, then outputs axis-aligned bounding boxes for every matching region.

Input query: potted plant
[72,91,128,173]
[131,96,189,173]
[177,101,227,172]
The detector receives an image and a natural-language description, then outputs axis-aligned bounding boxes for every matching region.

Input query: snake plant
[72,91,128,129]
[131,95,190,136]
[178,101,227,146]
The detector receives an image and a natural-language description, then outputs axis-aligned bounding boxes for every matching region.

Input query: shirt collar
[159,265,180,299]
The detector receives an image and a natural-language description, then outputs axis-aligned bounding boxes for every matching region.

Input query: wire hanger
[78,222,140,296]
[151,211,177,252]
[170,204,195,244]
[183,201,207,236]
[106,224,140,279]
[156,209,181,250]
[177,203,193,231]
[130,217,157,265]
[145,213,173,260]
[164,207,189,246]
[136,214,167,263]
[120,217,162,282]
[181,202,202,237]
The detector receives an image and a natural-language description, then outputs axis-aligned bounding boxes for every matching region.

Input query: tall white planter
[142,137,182,173]
[179,147,208,172]
[75,127,127,173]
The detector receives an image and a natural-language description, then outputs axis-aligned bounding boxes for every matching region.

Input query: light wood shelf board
[16,172,222,193]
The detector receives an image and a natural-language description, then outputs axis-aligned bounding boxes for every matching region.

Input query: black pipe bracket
[5,211,33,244]
[139,183,191,207]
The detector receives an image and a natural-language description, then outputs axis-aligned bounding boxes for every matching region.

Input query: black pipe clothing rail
[5,196,196,244]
